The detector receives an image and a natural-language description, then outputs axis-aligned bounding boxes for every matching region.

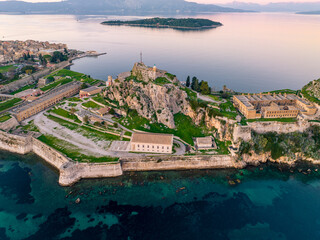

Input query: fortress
[233,93,317,119]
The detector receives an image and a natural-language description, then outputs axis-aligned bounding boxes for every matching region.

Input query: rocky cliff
[106,63,194,128]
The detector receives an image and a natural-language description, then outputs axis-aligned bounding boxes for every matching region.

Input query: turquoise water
[1,150,320,239]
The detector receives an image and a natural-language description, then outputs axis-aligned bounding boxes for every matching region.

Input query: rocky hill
[105,63,236,142]
[302,79,320,105]
[106,63,193,129]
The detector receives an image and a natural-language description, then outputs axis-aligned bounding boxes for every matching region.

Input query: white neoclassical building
[130,132,173,154]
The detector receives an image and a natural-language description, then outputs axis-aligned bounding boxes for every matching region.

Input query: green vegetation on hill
[0,98,22,112]
[117,110,207,145]
[102,18,222,30]
[92,94,108,105]
[38,135,119,163]
[154,77,171,85]
[301,79,320,105]
[239,126,320,160]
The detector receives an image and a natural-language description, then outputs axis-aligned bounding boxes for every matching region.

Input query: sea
[1,12,320,239]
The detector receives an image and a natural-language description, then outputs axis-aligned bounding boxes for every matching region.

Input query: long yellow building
[233,93,317,119]
[12,81,81,122]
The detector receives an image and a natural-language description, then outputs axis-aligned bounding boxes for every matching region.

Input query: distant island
[101,18,223,30]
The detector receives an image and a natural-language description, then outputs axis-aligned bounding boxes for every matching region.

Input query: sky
[0,0,320,4]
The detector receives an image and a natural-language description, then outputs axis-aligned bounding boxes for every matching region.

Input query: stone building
[233,93,317,119]
[12,81,81,122]
[130,132,173,154]
[79,86,102,98]
[195,136,217,150]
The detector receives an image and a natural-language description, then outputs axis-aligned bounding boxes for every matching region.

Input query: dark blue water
[1,150,320,239]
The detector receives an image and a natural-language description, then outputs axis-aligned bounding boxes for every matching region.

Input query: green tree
[200,81,210,95]
[191,76,199,91]
[186,76,190,88]
[47,76,55,83]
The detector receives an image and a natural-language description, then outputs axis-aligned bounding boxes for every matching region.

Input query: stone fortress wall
[0,131,243,186]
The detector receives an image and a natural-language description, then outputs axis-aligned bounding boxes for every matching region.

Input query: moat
[1,150,320,239]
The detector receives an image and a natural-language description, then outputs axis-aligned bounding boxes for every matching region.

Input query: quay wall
[121,155,245,172]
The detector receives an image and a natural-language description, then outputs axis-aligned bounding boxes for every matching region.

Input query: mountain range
[220,1,320,13]
[0,0,247,14]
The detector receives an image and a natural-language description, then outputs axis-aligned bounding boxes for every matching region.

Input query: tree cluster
[50,51,68,63]
[186,76,211,95]
[239,126,320,160]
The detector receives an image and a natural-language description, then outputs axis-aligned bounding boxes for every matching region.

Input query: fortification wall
[248,121,310,134]
[0,61,71,94]
[59,162,123,186]
[0,131,33,154]
[233,125,252,142]
[32,138,69,169]
[121,155,245,172]
[0,117,19,131]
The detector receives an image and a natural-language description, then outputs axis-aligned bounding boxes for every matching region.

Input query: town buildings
[0,40,67,63]
[12,81,81,122]
[130,132,173,154]
[233,93,317,119]
[79,86,102,98]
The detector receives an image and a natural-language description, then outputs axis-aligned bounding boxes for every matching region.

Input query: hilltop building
[233,93,317,119]
[12,81,81,122]
[79,86,102,98]
[130,132,173,154]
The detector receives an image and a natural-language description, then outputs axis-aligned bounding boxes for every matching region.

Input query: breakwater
[0,131,244,186]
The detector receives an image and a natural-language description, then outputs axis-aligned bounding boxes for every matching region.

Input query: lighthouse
[153,64,157,80]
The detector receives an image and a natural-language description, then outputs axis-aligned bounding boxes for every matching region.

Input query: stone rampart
[0,131,33,154]
[121,155,245,172]
[0,117,19,131]
[248,121,310,134]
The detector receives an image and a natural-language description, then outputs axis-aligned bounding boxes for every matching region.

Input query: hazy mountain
[219,1,320,12]
[297,10,320,14]
[0,0,247,14]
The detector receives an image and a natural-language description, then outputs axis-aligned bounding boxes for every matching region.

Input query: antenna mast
[140,51,143,64]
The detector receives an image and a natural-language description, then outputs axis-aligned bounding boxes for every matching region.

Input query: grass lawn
[22,120,39,132]
[215,140,231,155]
[0,98,22,112]
[10,84,37,95]
[82,101,101,109]
[48,115,120,142]
[51,108,80,122]
[38,135,119,163]
[47,69,101,85]
[207,94,223,102]
[0,114,11,122]
[40,78,73,92]
[0,65,16,73]
[165,73,176,80]
[247,118,297,123]
[68,97,82,102]
[92,95,108,105]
